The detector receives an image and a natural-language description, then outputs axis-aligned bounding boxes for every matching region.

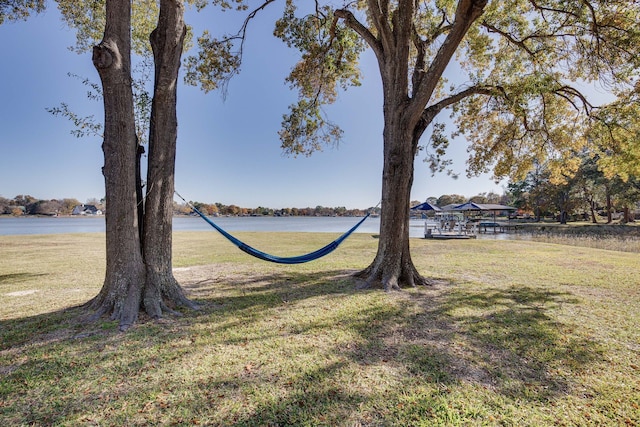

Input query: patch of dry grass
[514,222,640,253]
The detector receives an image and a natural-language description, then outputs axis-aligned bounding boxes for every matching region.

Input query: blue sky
[0,5,505,209]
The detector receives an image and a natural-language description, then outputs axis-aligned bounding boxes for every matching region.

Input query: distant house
[4,205,26,215]
[72,204,102,215]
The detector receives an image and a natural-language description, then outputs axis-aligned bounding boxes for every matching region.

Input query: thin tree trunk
[143,0,197,317]
[583,185,598,224]
[590,200,598,223]
[88,0,146,330]
[622,206,630,223]
[606,188,613,223]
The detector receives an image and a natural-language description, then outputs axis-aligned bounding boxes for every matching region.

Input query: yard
[1,232,639,425]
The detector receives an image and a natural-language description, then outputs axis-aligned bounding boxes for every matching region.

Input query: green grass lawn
[1,231,639,426]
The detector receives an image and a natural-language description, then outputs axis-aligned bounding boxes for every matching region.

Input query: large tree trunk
[87,0,196,330]
[88,0,146,329]
[143,0,197,317]
[356,110,428,291]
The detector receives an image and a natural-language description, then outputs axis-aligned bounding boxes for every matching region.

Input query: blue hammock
[189,205,371,264]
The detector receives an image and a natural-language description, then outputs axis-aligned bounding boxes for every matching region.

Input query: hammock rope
[175,191,376,264]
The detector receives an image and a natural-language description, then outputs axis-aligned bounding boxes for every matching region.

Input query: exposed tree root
[354,253,432,291]
[85,271,198,331]
[144,271,199,319]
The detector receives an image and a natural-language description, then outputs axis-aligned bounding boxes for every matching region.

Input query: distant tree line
[505,154,640,224]
[181,191,509,218]
[419,191,508,209]
[174,202,378,218]
[1,194,376,218]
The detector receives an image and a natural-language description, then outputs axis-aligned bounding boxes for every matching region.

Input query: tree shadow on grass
[194,360,371,426]
[399,283,602,402]
[179,277,600,425]
[0,272,48,286]
[0,267,372,425]
[0,307,88,352]
[0,267,360,351]
[179,265,360,299]
[0,268,607,425]
[177,266,363,323]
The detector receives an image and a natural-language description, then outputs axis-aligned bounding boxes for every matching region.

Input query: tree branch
[411,9,453,96]
[234,0,276,59]
[207,0,277,59]
[554,85,594,115]
[409,0,488,122]
[414,84,499,141]
[334,8,383,60]
[411,23,426,95]
[528,0,579,19]
[365,0,393,53]
[422,7,453,47]
[481,22,534,56]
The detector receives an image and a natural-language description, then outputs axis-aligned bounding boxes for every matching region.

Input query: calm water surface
[0,215,399,236]
[0,216,515,240]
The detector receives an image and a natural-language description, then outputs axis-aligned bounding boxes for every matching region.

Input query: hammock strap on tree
[175,191,375,264]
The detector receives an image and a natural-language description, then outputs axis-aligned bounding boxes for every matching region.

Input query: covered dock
[411,201,517,239]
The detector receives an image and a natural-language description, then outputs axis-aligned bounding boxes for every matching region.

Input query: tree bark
[143,0,197,317]
[355,110,428,290]
[87,0,146,330]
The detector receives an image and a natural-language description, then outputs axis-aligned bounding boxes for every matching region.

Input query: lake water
[0,215,397,236]
[0,216,515,240]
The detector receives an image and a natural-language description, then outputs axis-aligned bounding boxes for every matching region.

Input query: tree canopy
[263,0,640,177]
[588,87,640,182]
[0,0,44,24]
